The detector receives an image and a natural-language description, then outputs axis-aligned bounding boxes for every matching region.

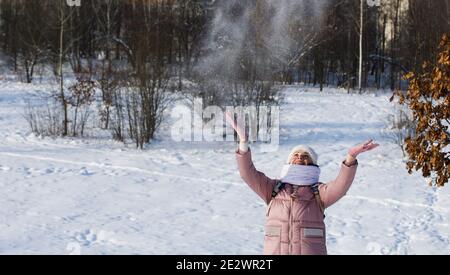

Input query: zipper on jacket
[289,186,299,255]
[288,195,294,255]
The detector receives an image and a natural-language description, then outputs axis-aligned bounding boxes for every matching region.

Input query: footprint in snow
[79,167,94,176]
[74,229,123,246]
[74,229,97,246]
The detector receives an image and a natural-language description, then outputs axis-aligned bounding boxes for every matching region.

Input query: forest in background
[0,0,448,148]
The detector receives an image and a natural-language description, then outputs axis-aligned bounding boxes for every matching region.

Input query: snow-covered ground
[0,81,449,255]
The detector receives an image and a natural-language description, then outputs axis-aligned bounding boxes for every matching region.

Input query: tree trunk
[59,2,68,137]
[358,0,363,92]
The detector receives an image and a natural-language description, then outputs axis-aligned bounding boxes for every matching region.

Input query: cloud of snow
[197,0,327,77]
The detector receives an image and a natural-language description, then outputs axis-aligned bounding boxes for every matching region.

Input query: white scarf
[279,164,321,186]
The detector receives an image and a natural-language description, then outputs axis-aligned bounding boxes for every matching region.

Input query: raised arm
[227,111,276,205]
[236,148,276,205]
[319,140,379,208]
[319,160,358,208]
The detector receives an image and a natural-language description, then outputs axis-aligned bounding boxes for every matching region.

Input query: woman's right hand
[225,111,247,142]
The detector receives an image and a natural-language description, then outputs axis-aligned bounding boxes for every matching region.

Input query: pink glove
[225,111,247,142]
[348,139,380,158]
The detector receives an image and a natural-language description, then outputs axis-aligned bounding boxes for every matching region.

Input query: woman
[226,112,379,255]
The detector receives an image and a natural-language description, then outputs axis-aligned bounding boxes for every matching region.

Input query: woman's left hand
[348,139,380,158]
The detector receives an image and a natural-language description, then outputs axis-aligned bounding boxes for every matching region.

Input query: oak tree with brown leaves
[392,34,450,187]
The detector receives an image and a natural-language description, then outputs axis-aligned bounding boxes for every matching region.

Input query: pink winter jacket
[236,148,358,255]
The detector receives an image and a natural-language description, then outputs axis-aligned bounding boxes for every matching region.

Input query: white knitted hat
[287,145,318,165]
